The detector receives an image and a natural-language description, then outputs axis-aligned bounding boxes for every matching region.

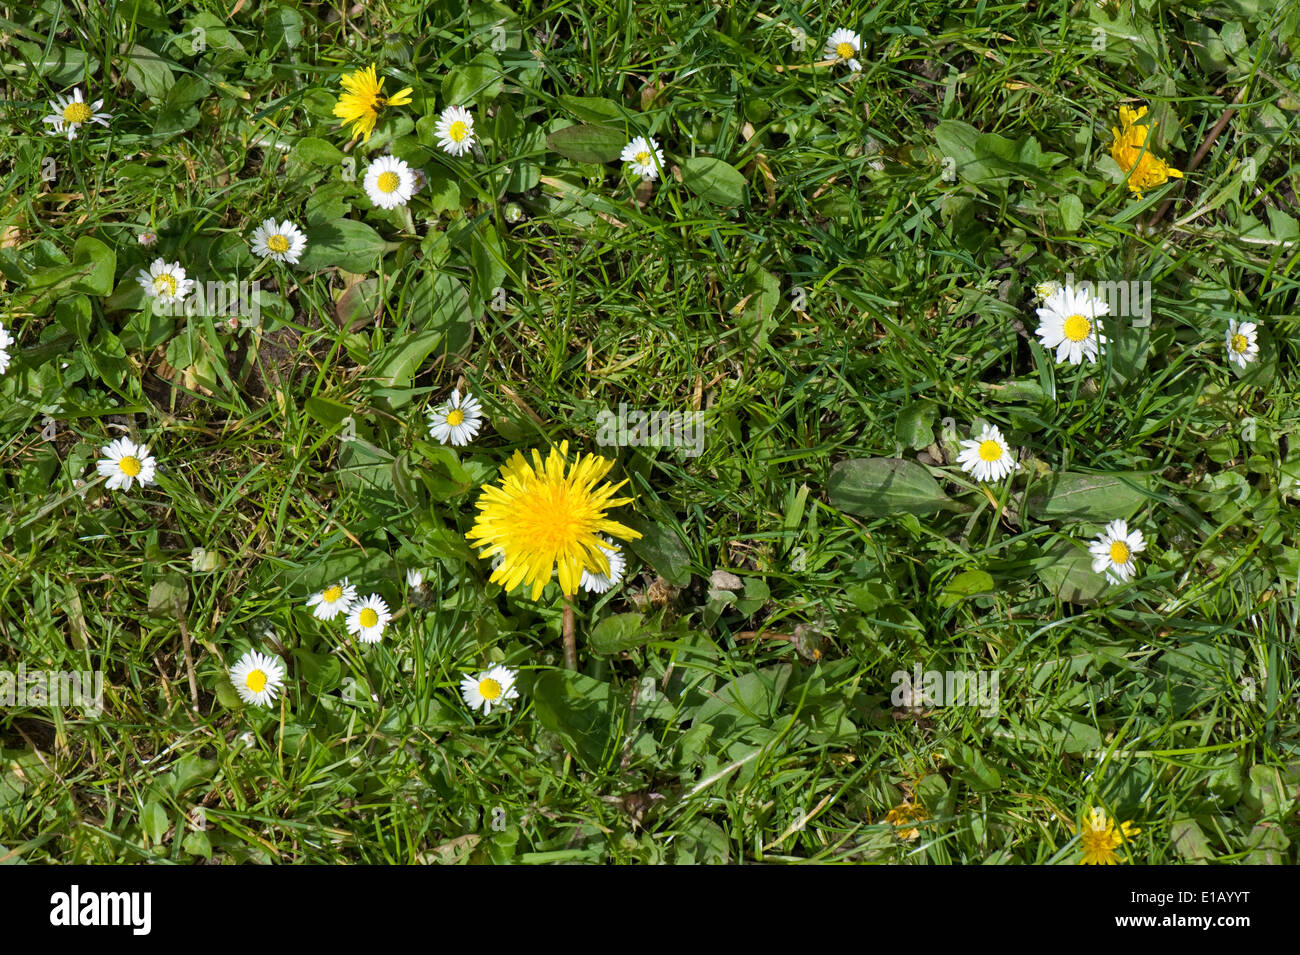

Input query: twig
[1146,88,1247,231]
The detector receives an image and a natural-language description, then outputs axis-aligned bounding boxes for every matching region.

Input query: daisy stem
[562,596,577,671]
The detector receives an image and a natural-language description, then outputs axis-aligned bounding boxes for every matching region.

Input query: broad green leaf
[1035,540,1105,605]
[292,137,344,167]
[589,613,649,654]
[545,123,625,163]
[556,95,626,125]
[894,400,937,450]
[826,458,953,517]
[623,516,692,586]
[527,670,615,772]
[681,156,747,205]
[1025,471,1153,520]
[938,569,995,607]
[297,219,389,273]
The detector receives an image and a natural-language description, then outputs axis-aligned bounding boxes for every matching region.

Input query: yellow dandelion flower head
[465,441,643,601]
[1109,104,1183,198]
[332,63,414,143]
[884,801,929,841]
[1078,806,1141,865]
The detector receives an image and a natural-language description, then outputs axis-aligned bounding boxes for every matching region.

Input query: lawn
[1,0,1298,864]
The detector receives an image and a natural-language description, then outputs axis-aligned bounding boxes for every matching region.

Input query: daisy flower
[41,88,111,140]
[434,105,476,157]
[1225,318,1259,369]
[0,322,13,375]
[306,579,357,621]
[406,568,424,591]
[1033,280,1061,304]
[363,155,417,209]
[1110,105,1183,198]
[620,136,664,181]
[229,650,286,708]
[136,258,195,308]
[465,441,643,601]
[332,63,413,143]
[460,665,520,716]
[137,231,157,247]
[1035,283,1109,365]
[956,424,1019,483]
[95,437,157,492]
[346,594,392,643]
[1078,807,1140,865]
[426,389,484,446]
[249,218,307,265]
[580,535,626,594]
[824,28,862,71]
[1089,519,1145,584]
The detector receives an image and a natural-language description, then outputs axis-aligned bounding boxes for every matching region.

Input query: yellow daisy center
[266,233,290,253]
[446,408,466,427]
[1230,333,1249,354]
[1063,313,1091,342]
[479,678,502,701]
[1109,541,1131,564]
[376,171,401,193]
[322,585,343,604]
[153,273,178,297]
[359,607,379,628]
[245,670,267,693]
[448,120,469,142]
[119,455,142,477]
[63,101,93,124]
[634,151,651,166]
[977,439,1003,462]
[836,42,855,59]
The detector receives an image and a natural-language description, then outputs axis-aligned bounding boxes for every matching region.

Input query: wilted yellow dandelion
[332,64,413,142]
[1110,105,1183,198]
[466,441,642,601]
[884,801,929,841]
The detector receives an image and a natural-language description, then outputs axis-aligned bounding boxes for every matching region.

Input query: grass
[0,0,1298,864]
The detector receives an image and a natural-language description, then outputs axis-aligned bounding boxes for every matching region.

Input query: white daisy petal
[956,424,1019,483]
[1090,519,1145,585]
[580,536,627,594]
[250,218,308,265]
[426,388,485,446]
[230,650,286,707]
[363,155,418,209]
[305,579,358,621]
[95,438,158,493]
[620,136,664,181]
[345,594,392,643]
[434,105,477,157]
[460,664,520,716]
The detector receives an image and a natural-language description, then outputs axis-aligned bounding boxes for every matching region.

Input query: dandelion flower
[250,218,307,265]
[825,28,862,71]
[956,423,1019,483]
[580,535,627,594]
[1035,283,1109,365]
[434,105,476,157]
[426,388,484,446]
[1089,519,1145,584]
[620,136,664,181]
[1110,105,1183,198]
[0,322,13,375]
[96,437,157,492]
[332,63,413,143]
[465,441,643,601]
[884,801,929,841]
[1225,318,1259,369]
[136,258,195,308]
[460,665,519,716]
[42,88,111,140]
[230,650,286,708]
[346,594,392,643]
[1078,806,1140,865]
[363,155,417,209]
[306,579,357,621]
